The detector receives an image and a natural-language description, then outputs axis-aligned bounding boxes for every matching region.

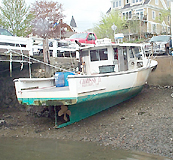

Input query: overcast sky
[25,0,111,32]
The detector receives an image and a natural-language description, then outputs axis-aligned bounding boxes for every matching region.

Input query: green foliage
[124,38,145,43]
[93,10,126,41]
[156,8,171,23]
[0,0,34,37]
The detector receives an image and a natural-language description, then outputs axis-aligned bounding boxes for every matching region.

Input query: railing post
[28,38,33,56]
[53,40,57,57]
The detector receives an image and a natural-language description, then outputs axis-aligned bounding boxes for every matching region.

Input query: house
[110,0,171,38]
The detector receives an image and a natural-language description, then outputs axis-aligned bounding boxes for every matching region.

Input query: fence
[0,35,78,57]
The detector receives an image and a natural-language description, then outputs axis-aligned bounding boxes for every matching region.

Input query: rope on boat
[5,49,71,72]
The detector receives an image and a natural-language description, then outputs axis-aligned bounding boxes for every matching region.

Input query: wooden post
[29,53,31,78]
[54,106,58,127]
[43,38,50,64]
[10,51,12,77]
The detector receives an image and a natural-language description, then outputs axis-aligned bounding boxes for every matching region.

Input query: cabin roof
[80,42,143,51]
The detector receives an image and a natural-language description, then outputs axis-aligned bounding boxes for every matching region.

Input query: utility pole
[111,23,117,42]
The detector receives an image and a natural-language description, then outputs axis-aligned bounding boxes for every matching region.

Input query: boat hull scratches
[56,85,143,128]
[18,98,77,106]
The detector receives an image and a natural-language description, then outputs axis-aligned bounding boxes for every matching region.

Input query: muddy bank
[0,85,173,159]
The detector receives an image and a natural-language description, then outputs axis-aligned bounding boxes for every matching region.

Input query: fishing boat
[14,38,157,128]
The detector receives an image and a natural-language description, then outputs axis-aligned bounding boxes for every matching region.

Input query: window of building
[155,0,158,5]
[135,9,143,19]
[119,0,121,6]
[129,11,132,19]
[116,1,118,7]
[152,11,155,19]
[133,0,135,3]
[113,2,115,8]
[126,0,129,4]
[152,24,156,33]
[90,49,108,62]
[159,13,161,21]
[126,12,128,19]
[140,12,143,20]
[136,0,138,3]
[123,13,125,19]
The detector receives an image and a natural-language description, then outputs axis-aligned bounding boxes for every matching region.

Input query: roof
[144,0,150,4]
[106,7,111,14]
[70,16,77,28]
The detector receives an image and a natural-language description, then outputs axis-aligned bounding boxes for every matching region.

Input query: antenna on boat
[75,40,82,46]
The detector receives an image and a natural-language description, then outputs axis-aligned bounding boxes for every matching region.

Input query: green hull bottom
[56,86,143,128]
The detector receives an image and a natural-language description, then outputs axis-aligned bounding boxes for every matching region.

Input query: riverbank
[0,85,173,159]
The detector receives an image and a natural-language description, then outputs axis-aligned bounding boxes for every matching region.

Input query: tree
[31,0,65,63]
[31,0,65,39]
[156,8,171,34]
[126,14,142,41]
[0,0,34,37]
[93,10,126,42]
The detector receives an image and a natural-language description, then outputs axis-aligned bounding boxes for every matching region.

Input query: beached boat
[14,39,157,128]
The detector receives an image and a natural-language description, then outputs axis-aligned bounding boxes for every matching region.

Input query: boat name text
[80,78,101,87]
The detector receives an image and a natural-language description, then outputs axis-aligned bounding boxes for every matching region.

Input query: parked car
[65,32,97,44]
[0,28,13,36]
[36,41,53,56]
[0,28,14,46]
[144,35,172,55]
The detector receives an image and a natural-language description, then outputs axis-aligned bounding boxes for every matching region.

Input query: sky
[25,0,111,32]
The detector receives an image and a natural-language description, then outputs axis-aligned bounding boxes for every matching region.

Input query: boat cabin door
[118,47,128,71]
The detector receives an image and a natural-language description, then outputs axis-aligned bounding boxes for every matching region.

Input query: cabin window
[113,48,118,60]
[129,47,134,58]
[123,47,127,60]
[90,50,99,61]
[90,48,108,61]
[99,49,108,60]
[131,47,142,59]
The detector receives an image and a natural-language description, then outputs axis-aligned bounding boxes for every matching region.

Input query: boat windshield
[132,47,142,59]
[90,48,108,61]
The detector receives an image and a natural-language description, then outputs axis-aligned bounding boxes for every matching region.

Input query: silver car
[144,35,171,55]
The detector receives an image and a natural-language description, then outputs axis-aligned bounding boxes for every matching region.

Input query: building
[110,0,171,37]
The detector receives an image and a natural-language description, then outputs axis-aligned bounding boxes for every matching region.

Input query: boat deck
[19,86,73,100]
